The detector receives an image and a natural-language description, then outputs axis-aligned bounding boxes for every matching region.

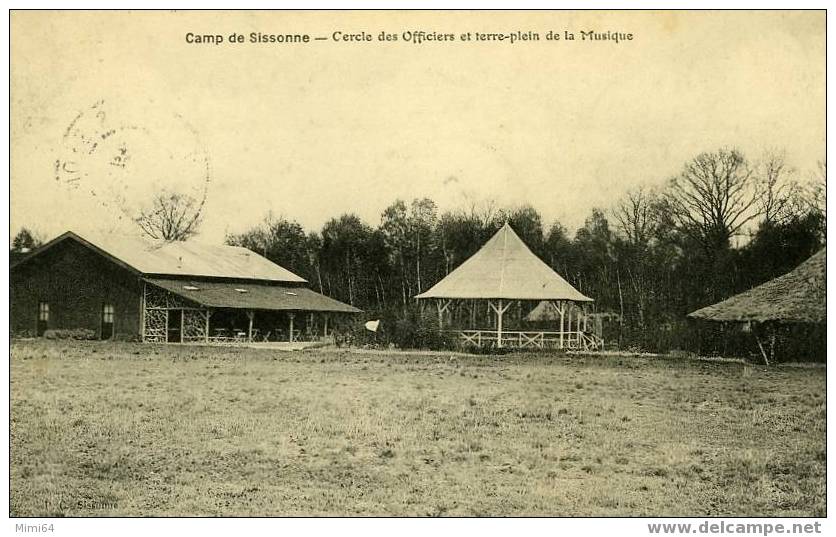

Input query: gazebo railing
[451,329,603,351]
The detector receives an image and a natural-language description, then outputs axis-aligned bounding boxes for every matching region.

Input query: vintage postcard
[8,9,826,527]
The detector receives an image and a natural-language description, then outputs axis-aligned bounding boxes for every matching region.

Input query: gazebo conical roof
[416,222,593,302]
[688,248,826,324]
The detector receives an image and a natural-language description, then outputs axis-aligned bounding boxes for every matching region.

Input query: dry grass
[10,340,825,516]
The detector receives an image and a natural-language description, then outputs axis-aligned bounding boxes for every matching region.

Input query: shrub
[339,305,457,351]
[11,329,36,339]
[43,328,97,341]
[388,305,455,350]
[334,320,375,348]
[111,333,141,343]
[462,344,514,356]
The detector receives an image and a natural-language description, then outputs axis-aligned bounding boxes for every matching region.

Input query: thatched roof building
[688,249,825,324]
[524,300,583,322]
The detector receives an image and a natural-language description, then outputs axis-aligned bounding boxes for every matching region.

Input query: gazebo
[688,248,825,364]
[416,222,600,350]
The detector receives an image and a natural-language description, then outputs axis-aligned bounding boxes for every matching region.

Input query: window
[101,304,115,340]
[37,302,49,337]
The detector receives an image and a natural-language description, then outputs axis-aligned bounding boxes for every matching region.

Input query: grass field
[10,340,826,517]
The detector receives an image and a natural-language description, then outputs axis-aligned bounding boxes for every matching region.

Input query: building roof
[524,300,585,321]
[12,231,307,283]
[145,278,361,313]
[416,222,593,301]
[688,249,826,324]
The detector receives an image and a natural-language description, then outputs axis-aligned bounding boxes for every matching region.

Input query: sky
[10,10,826,245]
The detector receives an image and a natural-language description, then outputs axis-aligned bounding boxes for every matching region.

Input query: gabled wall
[10,239,143,339]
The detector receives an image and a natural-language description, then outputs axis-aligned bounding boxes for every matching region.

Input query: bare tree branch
[663,148,763,249]
[612,186,660,247]
[134,190,204,242]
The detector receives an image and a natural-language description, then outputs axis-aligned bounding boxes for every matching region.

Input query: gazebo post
[567,306,573,347]
[288,313,295,342]
[140,283,146,342]
[246,310,254,342]
[557,300,565,349]
[204,310,212,343]
[497,299,504,348]
[436,299,451,331]
[308,312,314,338]
[489,299,511,348]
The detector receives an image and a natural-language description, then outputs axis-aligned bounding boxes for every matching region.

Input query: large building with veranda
[10,231,359,343]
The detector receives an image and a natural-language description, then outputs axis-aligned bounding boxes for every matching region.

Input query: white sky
[10,10,825,244]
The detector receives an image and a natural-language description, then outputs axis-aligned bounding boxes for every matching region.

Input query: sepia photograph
[7,7,828,527]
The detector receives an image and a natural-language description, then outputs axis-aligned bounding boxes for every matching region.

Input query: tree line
[12,147,825,353]
[223,148,825,352]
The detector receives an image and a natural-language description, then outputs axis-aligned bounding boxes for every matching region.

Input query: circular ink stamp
[54,100,212,232]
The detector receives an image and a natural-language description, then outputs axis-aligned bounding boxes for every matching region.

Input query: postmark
[54,100,212,230]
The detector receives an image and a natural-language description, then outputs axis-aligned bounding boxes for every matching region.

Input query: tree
[11,227,43,251]
[380,198,439,301]
[612,186,660,248]
[135,190,204,241]
[572,209,616,306]
[811,160,826,216]
[611,187,672,332]
[739,213,823,290]
[495,205,546,258]
[408,198,438,294]
[436,210,485,276]
[664,148,762,251]
[544,221,574,277]
[305,232,325,293]
[320,214,375,306]
[364,229,392,309]
[464,196,498,228]
[800,159,826,243]
[380,200,411,305]
[756,150,802,226]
